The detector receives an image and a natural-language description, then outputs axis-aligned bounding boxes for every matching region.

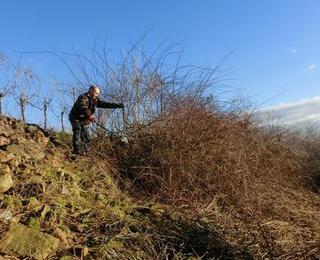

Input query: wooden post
[0,93,4,115]
[20,93,27,122]
[43,99,49,130]
[61,110,65,132]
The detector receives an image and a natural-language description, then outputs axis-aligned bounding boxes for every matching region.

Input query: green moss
[40,205,52,220]
[107,238,124,250]
[53,196,68,207]
[135,250,146,259]
[28,217,41,230]
[28,197,40,208]
[111,206,126,219]
[58,224,70,233]
[53,131,72,145]
[2,195,14,208]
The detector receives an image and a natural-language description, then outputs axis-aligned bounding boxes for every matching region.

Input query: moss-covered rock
[0,223,59,259]
[25,125,49,145]
[7,142,45,161]
[0,165,13,193]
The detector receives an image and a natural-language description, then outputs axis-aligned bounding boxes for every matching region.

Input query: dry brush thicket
[80,44,320,258]
[90,102,320,258]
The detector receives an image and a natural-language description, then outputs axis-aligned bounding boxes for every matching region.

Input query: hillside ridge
[0,116,253,259]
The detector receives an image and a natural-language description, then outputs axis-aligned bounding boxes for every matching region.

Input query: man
[69,85,124,155]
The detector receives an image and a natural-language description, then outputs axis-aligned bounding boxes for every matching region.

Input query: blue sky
[1,0,320,125]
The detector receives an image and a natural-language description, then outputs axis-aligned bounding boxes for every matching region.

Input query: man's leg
[82,124,91,152]
[71,120,82,154]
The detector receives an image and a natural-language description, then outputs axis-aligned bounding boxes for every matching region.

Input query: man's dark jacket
[69,92,122,121]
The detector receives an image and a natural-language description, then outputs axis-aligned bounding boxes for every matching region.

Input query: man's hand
[88,114,96,123]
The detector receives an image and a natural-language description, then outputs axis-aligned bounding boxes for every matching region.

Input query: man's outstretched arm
[97,99,124,109]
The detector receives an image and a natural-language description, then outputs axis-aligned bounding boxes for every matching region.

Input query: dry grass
[89,100,320,259]
[2,101,320,258]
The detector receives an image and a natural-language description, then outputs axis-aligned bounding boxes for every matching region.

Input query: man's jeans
[70,119,91,153]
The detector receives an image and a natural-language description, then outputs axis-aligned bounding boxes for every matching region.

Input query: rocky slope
[0,116,251,259]
[2,113,320,259]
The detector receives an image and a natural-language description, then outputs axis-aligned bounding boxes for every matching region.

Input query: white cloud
[308,64,318,71]
[262,96,320,112]
[259,96,320,126]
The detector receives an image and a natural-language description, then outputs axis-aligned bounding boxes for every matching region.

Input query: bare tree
[15,66,41,122]
[0,52,20,115]
[29,36,232,133]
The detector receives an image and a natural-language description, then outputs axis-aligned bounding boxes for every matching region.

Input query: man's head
[88,85,100,100]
